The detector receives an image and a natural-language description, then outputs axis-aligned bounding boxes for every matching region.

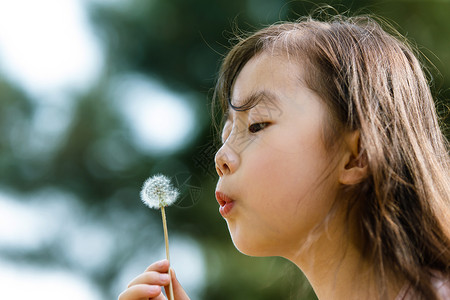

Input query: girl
[119,15,450,300]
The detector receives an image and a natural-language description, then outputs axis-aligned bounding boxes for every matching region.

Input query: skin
[118,259,189,300]
[119,52,400,299]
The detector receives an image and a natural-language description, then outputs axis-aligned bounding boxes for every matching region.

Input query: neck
[285,220,402,299]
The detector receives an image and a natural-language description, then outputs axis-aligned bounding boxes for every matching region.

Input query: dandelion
[140,174,178,300]
[141,174,179,209]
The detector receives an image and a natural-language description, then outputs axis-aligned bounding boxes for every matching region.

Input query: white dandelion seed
[140,174,178,300]
[140,174,179,208]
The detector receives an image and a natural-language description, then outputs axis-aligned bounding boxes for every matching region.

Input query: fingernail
[160,273,170,281]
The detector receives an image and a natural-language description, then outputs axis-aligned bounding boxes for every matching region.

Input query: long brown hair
[213,14,450,299]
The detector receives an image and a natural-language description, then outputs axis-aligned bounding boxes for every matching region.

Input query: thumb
[164,268,190,300]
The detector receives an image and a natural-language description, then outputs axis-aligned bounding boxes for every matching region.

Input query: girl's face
[215,53,344,258]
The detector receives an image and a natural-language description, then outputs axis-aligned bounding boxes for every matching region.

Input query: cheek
[248,136,338,215]
[254,135,327,187]
[245,149,310,214]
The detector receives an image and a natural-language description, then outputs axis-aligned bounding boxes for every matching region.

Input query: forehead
[233,53,305,97]
[225,53,305,118]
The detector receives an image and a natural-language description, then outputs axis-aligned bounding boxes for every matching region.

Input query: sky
[0,0,101,98]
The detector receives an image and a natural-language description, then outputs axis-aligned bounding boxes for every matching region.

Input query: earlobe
[339,162,368,185]
[338,131,369,185]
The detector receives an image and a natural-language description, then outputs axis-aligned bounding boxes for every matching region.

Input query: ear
[338,131,368,185]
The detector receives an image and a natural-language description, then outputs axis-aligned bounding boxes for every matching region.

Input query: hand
[118,259,190,300]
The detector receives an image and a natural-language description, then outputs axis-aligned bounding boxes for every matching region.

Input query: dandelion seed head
[140,174,179,208]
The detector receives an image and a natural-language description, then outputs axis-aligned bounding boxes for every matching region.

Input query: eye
[248,122,270,133]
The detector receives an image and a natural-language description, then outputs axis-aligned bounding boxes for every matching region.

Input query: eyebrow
[225,90,280,121]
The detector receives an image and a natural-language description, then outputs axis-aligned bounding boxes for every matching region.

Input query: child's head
[214,15,450,299]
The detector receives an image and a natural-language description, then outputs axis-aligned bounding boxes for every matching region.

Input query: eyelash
[221,121,270,143]
[248,122,270,133]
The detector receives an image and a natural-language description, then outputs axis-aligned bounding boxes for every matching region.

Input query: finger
[164,268,190,300]
[127,271,171,288]
[118,284,163,300]
[151,293,168,300]
[145,259,170,273]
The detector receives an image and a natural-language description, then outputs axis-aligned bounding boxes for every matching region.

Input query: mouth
[215,191,235,218]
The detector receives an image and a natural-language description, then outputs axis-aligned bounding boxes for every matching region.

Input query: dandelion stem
[161,206,174,300]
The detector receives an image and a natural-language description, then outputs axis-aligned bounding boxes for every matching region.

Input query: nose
[215,143,240,177]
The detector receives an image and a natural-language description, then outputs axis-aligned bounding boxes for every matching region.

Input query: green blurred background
[0,0,448,299]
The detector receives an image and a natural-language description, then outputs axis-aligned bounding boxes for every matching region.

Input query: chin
[233,242,261,256]
[229,230,274,257]
[234,243,275,257]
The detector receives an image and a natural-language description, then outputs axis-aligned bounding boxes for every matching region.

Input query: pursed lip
[215,191,233,205]
[215,191,235,217]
